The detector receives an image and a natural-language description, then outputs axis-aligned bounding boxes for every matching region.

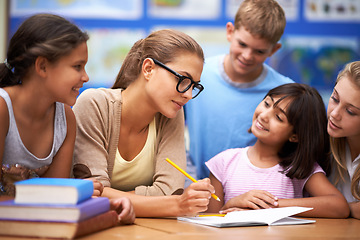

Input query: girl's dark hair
[112,29,204,89]
[0,13,89,87]
[267,83,331,179]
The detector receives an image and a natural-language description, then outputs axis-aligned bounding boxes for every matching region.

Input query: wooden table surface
[1,217,359,240]
[132,217,360,240]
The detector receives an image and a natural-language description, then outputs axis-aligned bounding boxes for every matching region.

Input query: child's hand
[110,197,135,225]
[219,207,246,214]
[178,178,214,216]
[86,178,104,197]
[223,190,278,210]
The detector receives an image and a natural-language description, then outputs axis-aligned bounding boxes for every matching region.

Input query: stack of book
[0,178,118,239]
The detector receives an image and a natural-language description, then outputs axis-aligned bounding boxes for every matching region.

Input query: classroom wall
[6,0,360,100]
[0,0,9,61]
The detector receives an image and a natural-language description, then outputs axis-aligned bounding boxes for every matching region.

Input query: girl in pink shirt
[207,83,349,218]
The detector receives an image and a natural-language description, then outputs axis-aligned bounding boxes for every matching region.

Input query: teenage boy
[185,0,294,179]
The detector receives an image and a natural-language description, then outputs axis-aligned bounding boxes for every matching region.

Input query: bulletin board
[8,0,360,98]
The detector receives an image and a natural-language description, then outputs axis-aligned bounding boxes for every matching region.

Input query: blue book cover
[0,197,110,222]
[14,178,94,204]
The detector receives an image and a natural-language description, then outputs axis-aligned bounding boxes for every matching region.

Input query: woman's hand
[178,178,214,216]
[222,190,278,211]
[110,197,136,225]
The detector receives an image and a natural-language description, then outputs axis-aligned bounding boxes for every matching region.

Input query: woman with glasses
[72,29,214,217]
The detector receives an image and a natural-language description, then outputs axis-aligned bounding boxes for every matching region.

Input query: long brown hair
[112,29,204,89]
[330,61,360,200]
[265,83,331,179]
[0,14,89,87]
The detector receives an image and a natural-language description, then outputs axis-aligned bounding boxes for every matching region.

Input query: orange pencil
[166,158,221,202]
[197,213,226,217]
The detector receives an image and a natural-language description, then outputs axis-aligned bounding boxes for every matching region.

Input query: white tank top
[0,88,67,169]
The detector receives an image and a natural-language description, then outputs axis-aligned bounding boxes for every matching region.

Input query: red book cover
[0,210,119,239]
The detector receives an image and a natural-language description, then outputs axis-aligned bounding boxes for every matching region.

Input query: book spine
[14,178,94,204]
[77,180,95,203]
[75,210,118,238]
[78,197,110,222]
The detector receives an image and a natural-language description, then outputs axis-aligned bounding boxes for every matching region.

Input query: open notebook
[178,207,315,228]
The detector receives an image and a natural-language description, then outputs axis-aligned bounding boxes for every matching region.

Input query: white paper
[178,207,315,227]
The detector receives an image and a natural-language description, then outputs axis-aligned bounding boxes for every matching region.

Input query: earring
[289,135,298,142]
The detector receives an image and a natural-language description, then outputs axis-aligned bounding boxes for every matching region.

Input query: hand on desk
[221,190,278,213]
[110,197,136,225]
[86,178,104,197]
[85,178,135,224]
[179,178,215,216]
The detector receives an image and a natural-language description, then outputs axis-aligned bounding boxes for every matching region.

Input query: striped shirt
[206,147,324,204]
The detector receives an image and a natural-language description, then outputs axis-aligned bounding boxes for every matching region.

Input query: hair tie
[4,59,13,71]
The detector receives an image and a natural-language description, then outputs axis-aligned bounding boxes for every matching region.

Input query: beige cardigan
[72,88,186,196]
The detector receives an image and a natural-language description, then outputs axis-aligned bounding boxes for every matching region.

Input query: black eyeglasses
[152,58,204,99]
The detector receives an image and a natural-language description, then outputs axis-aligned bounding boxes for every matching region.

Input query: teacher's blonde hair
[330,61,360,200]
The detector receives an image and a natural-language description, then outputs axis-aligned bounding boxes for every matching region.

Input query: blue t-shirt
[184,55,294,179]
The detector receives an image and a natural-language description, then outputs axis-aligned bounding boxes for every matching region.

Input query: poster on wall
[152,25,229,58]
[305,0,360,21]
[10,0,143,19]
[268,36,360,99]
[148,0,221,20]
[8,0,360,94]
[85,29,146,88]
[226,0,300,21]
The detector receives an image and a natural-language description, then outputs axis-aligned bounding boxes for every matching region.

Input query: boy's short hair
[234,0,286,44]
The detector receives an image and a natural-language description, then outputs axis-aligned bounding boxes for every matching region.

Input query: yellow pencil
[165,158,221,201]
[197,214,226,217]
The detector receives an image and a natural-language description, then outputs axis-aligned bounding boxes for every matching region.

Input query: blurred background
[1,0,359,103]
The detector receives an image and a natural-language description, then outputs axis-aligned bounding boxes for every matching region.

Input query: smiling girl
[206,83,349,218]
[328,61,360,219]
[0,14,89,196]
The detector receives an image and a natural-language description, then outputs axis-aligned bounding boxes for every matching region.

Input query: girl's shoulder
[0,93,10,132]
[208,147,247,166]
[206,148,247,179]
[219,147,248,158]
[312,161,325,174]
[0,88,10,102]
[62,103,75,123]
[0,88,12,127]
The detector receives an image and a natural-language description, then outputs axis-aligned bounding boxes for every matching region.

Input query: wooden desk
[1,217,359,239]
[0,224,168,240]
[134,217,360,240]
